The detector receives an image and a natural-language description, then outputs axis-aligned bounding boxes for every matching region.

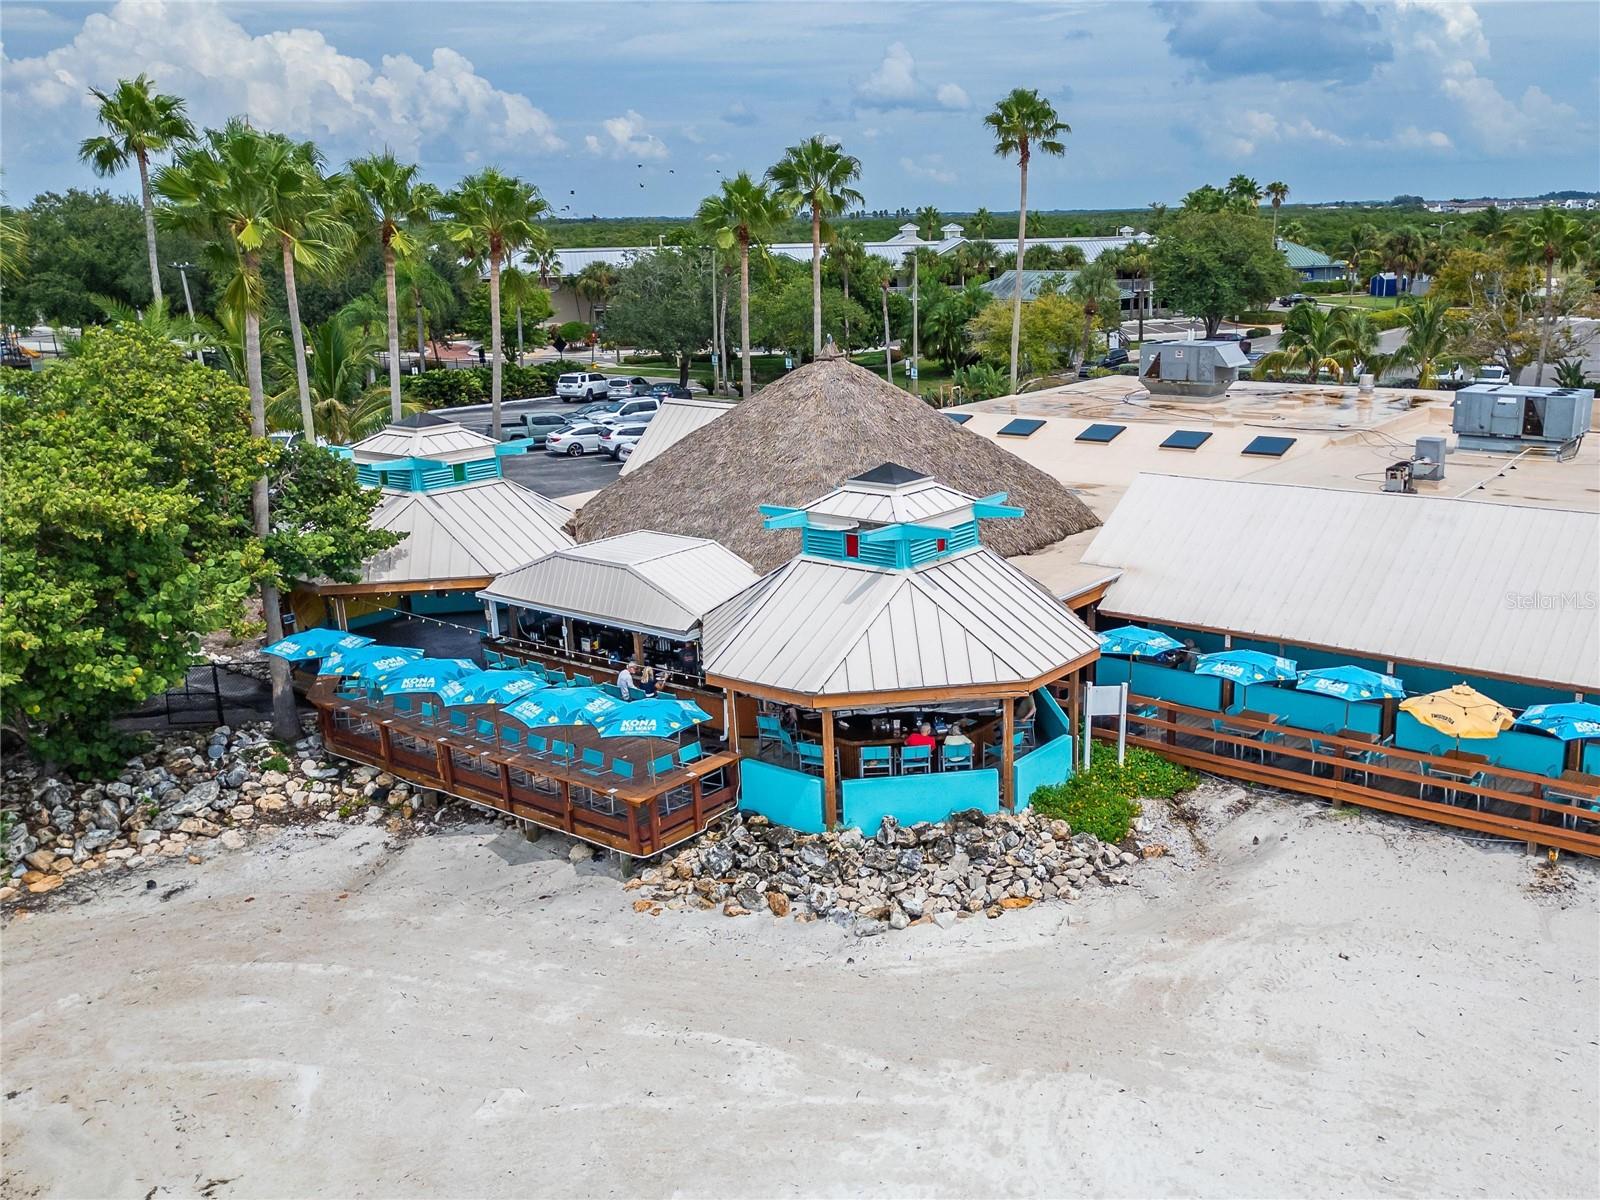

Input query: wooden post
[330,596,349,631]
[1001,696,1016,810]
[820,709,839,828]
[1067,673,1083,747]
[631,631,646,666]
[726,688,743,756]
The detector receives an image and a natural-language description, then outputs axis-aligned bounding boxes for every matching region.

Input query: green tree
[1340,223,1381,292]
[971,207,992,239]
[966,292,1085,383]
[441,167,549,439]
[265,317,407,442]
[1506,207,1592,384]
[1150,208,1295,337]
[1266,180,1290,243]
[1226,175,1263,211]
[984,88,1070,402]
[915,204,943,241]
[921,281,989,368]
[1254,304,1355,383]
[1379,297,1470,387]
[155,117,298,737]
[77,74,195,304]
[768,135,865,357]
[698,173,786,398]
[345,153,439,422]
[0,327,393,772]
[823,227,870,354]
[573,260,619,322]
[602,245,713,385]
[1066,260,1122,367]
[497,266,554,363]
[1470,205,1508,243]
[750,269,871,362]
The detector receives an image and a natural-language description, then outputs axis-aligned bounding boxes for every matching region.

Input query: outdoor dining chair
[608,759,635,787]
[578,747,609,780]
[677,741,705,767]
[982,732,1026,768]
[649,753,677,779]
[500,726,524,750]
[941,743,974,771]
[523,732,548,757]
[571,673,595,688]
[756,714,784,754]
[776,728,798,765]
[550,739,576,766]
[472,716,495,740]
[900,744,933,775]
[797,741,825,775]
[859,745,893,777]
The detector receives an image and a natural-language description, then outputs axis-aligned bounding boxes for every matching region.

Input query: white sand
[3,790,1596,1199]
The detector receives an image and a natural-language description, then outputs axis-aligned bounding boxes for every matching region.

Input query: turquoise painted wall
[1096,660,1223,710]
[412,591,484,616]
[1036,687,1071,743]
[1394,712,1566,777]
[842,769,1001,830]
[1231,683,1382,736]
[1014,735,1074,809]
[740,759,825,833]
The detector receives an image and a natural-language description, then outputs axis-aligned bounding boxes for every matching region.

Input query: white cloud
[1392,125,1453,151]
[1,0,563,162]
[1217,109,1349,157]
[855,42,969,112]
[584,110,668,160]
[901,155,958,185]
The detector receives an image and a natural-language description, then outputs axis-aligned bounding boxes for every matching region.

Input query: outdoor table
[1545,769,1600,830]
[1334,729,1380,785]
[798,711,1001,777]
[1215,710,1281,762]
[1428,749,1491,808]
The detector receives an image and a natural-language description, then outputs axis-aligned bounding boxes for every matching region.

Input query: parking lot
[439,394,624,502]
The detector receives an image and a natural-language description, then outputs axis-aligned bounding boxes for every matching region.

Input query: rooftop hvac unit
[1383,460,1415,493]
[1413,435,1447,481]
[1452,384,1593,459]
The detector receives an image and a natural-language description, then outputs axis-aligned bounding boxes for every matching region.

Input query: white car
[557,371,610,402]
[617,442,635,464]
[545,423,607,456]
[607,375,649,398]
[592,397,660,427]
[599,422,651,459]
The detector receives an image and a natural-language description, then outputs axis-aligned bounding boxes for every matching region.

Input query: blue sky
[3,1,1596,216]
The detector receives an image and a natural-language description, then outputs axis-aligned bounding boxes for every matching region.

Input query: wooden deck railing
[484,637,726,733]
[1100,696,1600,857]
[312,681,738,857]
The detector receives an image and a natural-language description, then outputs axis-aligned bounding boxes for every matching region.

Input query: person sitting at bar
[905,723,937,751]
[943,721,973,752]
[639,666,658,697]
[616,661,638,700]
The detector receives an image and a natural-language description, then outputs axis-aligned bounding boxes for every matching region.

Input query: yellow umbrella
[1400,685,1514,740]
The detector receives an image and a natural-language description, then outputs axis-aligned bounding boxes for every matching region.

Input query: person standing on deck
[616,661,638,700]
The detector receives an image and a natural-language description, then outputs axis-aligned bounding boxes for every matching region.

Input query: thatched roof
[572,352,1100,572]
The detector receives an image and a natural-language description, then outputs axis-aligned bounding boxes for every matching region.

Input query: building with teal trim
[290,413,574,632]
[701,463,1101,832]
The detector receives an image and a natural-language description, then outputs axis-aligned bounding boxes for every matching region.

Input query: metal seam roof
[362,480,573,586]
[1082,474,1600,691]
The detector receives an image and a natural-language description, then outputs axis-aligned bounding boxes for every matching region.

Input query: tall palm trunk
[910,251,920,395]
[841,263,851,357]
[719,276,730,395]
[738,234,753,399]
[137,150,163,304]
[282,242,315,441]
[1536,255,1555,385]
[881,284,894,384]
[1008,143,1030,411]
[414,288,428,372]
[242,255,297,741]
[810,208,823,357]
[708,261,720,392]
[383,240,402,421]
[489,249,505,438]
[1271,202,1280,246]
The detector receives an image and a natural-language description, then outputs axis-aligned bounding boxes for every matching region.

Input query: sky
[3,1,1597,217]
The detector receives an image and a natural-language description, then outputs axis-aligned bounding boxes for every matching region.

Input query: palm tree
[768,135,864,357]
[532,244,562,289]
[442,168,549,439]
[1253,304,1352,383]
[263,136,347,441]
[1266,181,1290,244]
[1382,227,1426,299]
[1332,308,1380,381]
[1340,223,1380,293]
[825,227,868,355]
[1226,175,1263,212]
[1066,261,1121,370]
[1470,205,1508,244]
[499,265,542,364]
[1379,297,1469,388]
[266,318,411,443]
[915,204,943,242]
[395,253,454,368]
[697,173,786,398]
[971,206,992,239]
[984,88,1069,404]
[1506,207,1591,385]
[78,74,195,303]
[154,118,295,739]
[345,152,439,422]
[573,261,619,322]
[1106,245,1153,341]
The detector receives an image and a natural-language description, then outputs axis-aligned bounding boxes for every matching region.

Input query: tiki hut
[572,352,1100,571]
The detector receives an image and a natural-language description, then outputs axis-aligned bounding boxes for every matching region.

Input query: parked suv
[593,397,660,426]
[648,382,694,400]
[557,371,610,402]
[607,375,649,398]
[599,422,651,459]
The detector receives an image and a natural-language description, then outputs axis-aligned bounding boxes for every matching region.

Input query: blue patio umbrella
[501,687,621,729]
[262,628,373,662]
[435,669,547,707]
[1514,702,1600,741]
[1097,625,1184,658]
[372,658,479,697]
[317,644,423,679]
[1195,649,1298,685]
[594,697,713,740]
[1295,665,1405,703]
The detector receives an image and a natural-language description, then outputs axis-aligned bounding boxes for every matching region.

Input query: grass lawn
[1321,292,1410,310]
[623,349,957,394]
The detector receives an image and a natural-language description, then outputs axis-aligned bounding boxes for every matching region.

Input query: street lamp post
[170,262,196,322]
[909,248,920,396]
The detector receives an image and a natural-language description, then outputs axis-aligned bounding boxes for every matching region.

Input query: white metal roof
[1082,474,1600,691]
[803,471,978,527]
[702,547,1101,698]
[619,396,735,475]
[349,415,501,466]
[361,480,574,586]
[480,531,759,638]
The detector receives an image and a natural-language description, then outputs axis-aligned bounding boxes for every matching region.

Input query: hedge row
[399,360,593,408]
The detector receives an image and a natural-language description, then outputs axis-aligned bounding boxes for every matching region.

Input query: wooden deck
[1099,695,1600,857]
[311,680,739,857]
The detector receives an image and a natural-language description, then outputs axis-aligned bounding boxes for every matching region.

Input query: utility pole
[909,249,920,396]
[171,262,196,321]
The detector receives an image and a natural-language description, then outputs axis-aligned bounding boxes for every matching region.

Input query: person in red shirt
[904,722,937,750]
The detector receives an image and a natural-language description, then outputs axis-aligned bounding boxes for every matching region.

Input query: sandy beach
[3,786,1596,1199]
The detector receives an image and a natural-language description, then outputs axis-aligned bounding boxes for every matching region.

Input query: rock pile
[626,808,1148,934]
[1,721,431,905]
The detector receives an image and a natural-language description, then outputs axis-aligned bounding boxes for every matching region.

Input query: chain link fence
[117,663,275,732]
